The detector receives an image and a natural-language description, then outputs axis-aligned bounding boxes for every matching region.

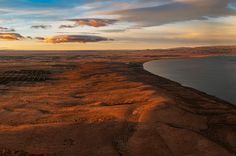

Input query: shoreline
[143,63,235,107]
[0,48,235,155]
[142,57,236,107]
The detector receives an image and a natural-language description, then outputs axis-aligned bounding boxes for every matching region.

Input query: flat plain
[0,46,236,156]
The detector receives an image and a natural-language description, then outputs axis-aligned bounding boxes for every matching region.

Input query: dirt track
[0,47,236,156]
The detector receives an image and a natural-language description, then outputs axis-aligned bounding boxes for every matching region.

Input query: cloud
[101,29,127,33]
[35,37,45,40]
[0,33,24,40]
[110,0,236,27]
[61,18,118,28]
[43,35,112,43]
[26,36,33,39]
[0,27,15,32]
[31,25,52,29]
[1,0,236,49]
[59,25,77,29]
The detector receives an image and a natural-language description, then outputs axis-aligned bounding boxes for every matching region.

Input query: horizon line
[1,45,236,52]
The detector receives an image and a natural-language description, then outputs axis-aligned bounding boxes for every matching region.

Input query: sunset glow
[0,0,236,50]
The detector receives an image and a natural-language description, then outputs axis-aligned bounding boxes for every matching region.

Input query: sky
[0,0,236,50]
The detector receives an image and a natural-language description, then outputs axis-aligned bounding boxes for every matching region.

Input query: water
[144,56,236,105]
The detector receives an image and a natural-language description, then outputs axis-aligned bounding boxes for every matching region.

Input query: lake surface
[144,56,236,105]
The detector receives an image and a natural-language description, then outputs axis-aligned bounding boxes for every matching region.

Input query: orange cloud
[0,33,24,40]
[44,35,112,43]
[60,18,118,28]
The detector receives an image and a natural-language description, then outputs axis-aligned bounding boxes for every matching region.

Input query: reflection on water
[144,56,236,105]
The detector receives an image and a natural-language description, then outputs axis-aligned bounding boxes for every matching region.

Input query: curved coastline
[143,57,236,106]
[144,62,233,105]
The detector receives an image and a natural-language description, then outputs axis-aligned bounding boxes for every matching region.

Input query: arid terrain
[0,46,236,156]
